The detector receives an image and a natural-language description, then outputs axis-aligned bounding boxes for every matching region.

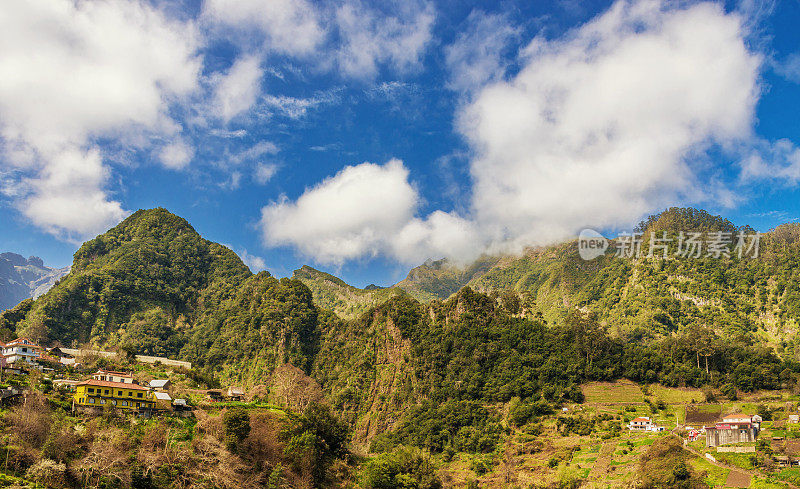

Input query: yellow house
[73,379,155,411]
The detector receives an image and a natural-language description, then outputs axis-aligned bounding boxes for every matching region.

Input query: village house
[227,386,245,401]
[629,417,653,431]
[705,414,762,447]
[1,338,43,365]
[73,379,155,411]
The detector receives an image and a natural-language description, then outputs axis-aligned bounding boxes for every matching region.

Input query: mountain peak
[635,207,739,235]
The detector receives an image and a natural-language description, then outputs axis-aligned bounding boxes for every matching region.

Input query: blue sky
[1,0,800,287]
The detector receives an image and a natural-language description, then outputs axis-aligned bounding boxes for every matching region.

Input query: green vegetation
[5,206,800,487]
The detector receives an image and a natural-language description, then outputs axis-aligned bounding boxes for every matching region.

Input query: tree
[282,402,349,487]
[222,407,251,452]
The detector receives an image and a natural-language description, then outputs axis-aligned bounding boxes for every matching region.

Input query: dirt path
[588,442,616,480]
[724,470,751,488]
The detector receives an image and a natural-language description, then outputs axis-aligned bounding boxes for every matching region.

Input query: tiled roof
[77,379,150,391]
[6,338,42,349]
[631,417,651,422]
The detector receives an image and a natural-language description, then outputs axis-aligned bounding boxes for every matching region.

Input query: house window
[104,389,109,395]
[117,391,123,396]
[137,393,143,398]
[22,348,27,353]
[88,388,94,393]
[128,392,132,396]
[88,398,95,404]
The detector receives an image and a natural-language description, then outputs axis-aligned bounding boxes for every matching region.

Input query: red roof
[631,417,651,423]
[6,338,42,349]
[77,379,150,391]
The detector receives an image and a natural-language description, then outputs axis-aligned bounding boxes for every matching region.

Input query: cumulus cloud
[259,158,479,264]
[334,1,436,79]
[205,0,435,80]
[203,0,325,56]
[459,0,761,252]
[260,159,418,264]
[213,55,263,122]
[0,0,201,240]
[444,10,520,93]
[159,140,195,170]
[260,0,773,266]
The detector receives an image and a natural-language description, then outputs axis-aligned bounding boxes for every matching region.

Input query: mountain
[0,252,69,311]
[0,209,320,385]
[385,207,800,347]
[1,206,797,484]
[292,265,404,319]
[394,256,500,302]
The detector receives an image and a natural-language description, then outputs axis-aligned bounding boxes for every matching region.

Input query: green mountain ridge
[3,206,800,460]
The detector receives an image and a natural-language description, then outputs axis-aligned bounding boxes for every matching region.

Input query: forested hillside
[2,207,800,486]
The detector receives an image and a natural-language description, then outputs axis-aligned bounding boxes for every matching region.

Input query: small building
[153,391,173,410]
[705,414,760,447]
[73,379,155,411]
[149,379,171,391]
[206,389,223,401]
[2,338,43,365]
[92,369,135,384]
[629,417,653,431]
[226,387,244,401]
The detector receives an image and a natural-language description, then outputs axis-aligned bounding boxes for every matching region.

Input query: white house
[629,417,653,431]
[2,338,43,365]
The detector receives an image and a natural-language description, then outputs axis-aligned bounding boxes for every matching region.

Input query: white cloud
[0,0,201,239]
[254,163,278,184]
[260,159,419,264]
[213,55,263,122]
[774,53,800,84]
[259,0,775,266]
[203,0,325,56]
[459,0,762,252]
[205,0,436,80]
[334,1,436,79]
[259,158,480,264]
[739,139,800,184]
[239,249,268,272]
[159,140,194,170]
[20,148,127,240]
[444,10,520,93]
